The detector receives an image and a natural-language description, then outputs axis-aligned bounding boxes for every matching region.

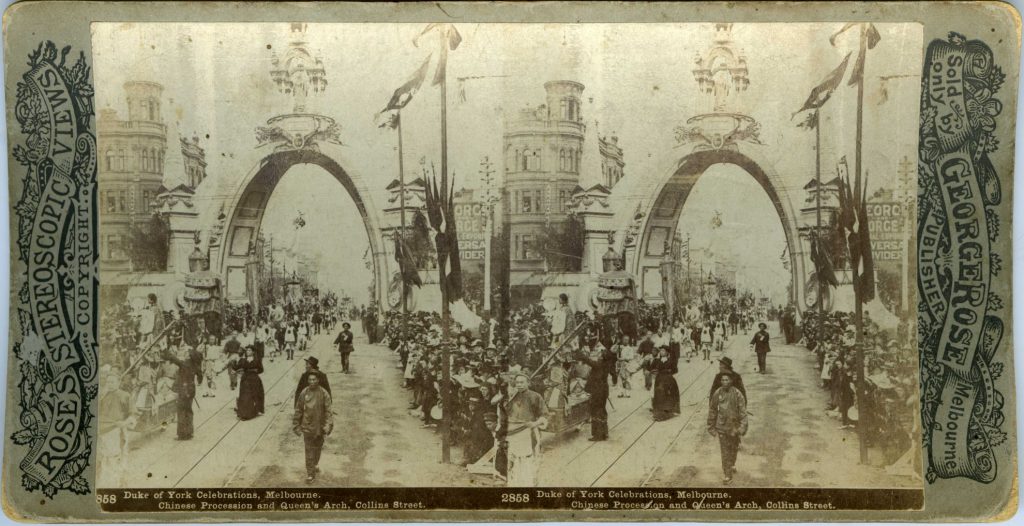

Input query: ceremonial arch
[206,143,390,309]
[624,146,808,309]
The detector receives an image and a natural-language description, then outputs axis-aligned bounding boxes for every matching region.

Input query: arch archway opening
[634,149,802,309]
[218,149,382,311]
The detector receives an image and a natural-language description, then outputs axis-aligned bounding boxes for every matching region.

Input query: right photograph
[494,22,923,490]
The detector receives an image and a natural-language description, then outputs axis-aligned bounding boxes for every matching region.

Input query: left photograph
[95,22,508,489]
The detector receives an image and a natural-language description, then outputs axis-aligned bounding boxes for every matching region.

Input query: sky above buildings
[92,22,922,304]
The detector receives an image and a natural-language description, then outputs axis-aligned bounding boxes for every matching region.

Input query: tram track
[580,345,731,487]
[152,332,335,487]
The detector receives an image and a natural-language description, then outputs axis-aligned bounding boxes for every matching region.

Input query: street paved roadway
[109,322,920,489]
[539,322,921,488]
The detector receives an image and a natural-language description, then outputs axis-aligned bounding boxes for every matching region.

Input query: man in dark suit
[334,322,354,373]
[709,356,746,401]
[161,345,203,441]
[575,339,617,441]
[750,322,772,373]
[295,357,332,405]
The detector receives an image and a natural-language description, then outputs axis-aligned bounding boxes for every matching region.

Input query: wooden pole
[853,27,869,464]
[439,33,452,465]
[815,110,824,346]
[398,110,409,319]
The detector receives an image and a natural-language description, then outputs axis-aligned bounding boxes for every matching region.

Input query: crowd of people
[378,310,505,468]
[799,309,918,461]
[98,291,346,484]
[100,280,915,487]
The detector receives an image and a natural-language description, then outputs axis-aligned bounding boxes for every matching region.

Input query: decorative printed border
[918,32,1006,484]
[9,42,97,498]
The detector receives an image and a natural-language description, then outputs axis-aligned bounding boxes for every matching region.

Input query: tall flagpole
[852,25,869,465]
[398,110,409,318]
[439,29,453,465]
[815,109,824,350]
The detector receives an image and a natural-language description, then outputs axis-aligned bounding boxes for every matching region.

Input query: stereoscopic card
[1,1,1019,522]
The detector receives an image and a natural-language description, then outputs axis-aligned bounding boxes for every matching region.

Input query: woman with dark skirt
[234,347,265,420]
[651,347,680,421]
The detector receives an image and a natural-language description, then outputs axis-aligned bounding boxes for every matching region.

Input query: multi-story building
[98,81,209,274]
[98,81,168,273]
[502,80,625,306]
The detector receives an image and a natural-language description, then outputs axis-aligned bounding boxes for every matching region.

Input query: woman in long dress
[234,348,264,420]
[651,347,680,421]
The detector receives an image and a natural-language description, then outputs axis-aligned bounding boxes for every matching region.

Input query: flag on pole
[810,234,839,287]
[377,111,400,130]
[830,23,881,86]
[423,165,463,303]
[394,234,422,288]
[380,57,431,114]
[793,23,880,118]
[835,162,875,303]
[793,52,851,116]
[414,23,462,86]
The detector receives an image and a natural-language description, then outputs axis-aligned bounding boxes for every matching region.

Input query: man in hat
[709,356,746,402]
[334,322,354,374]
[750,322,771,373]
[160,345,203,441]
[295,356,332,405]
[293,371,333,484]
[708,374,747,484]
[574,340,616,441]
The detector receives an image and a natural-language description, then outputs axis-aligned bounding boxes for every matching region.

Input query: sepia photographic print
[3,1,1018,520]
[90,20,926,506]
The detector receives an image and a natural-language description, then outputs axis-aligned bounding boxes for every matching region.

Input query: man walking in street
[503,374,546,486]
[293,372,333,484]
[709,356,746,401]
[574,339,616,441]
[750,322,771,373]
[708,374,747,484]
[161,345,203,441]
[334,322,354,374]
[295,357,331,405]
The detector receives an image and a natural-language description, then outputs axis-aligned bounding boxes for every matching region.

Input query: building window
[562,98,578,121]
[522,234,538,259]
[527,150,540,171]
[148,98,157,121]
[534,189,544,214]
[559,189,569,212]
[141,149,150,172]
[107,234,125,260]
[116,149,126,171]
[559,149,567,171]
[521,191,533,213]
